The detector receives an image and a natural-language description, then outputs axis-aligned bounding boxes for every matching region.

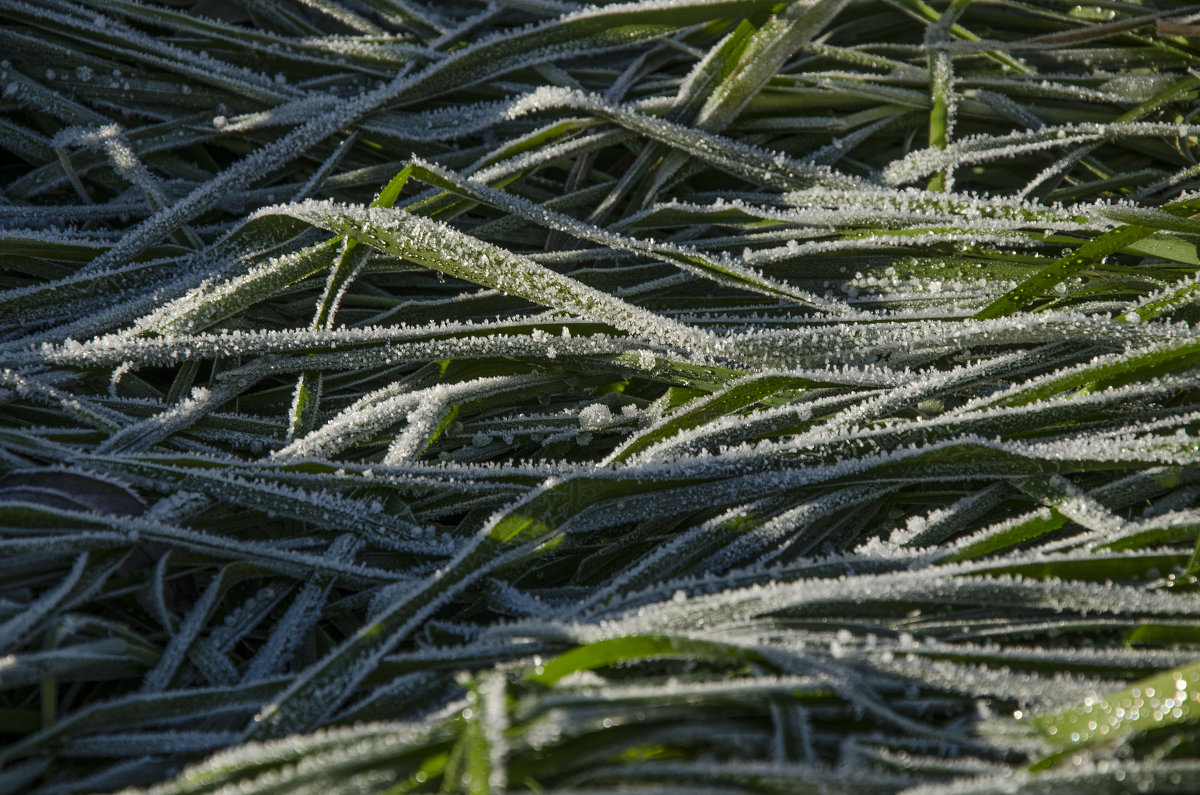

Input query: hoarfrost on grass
[3,0,1200,792]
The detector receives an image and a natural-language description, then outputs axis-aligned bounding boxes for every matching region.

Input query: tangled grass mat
[4,0,1200,792]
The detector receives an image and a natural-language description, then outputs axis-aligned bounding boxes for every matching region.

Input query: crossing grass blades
[5,0,1200,792]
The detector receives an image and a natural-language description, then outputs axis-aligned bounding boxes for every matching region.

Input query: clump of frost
[578,403,614,431]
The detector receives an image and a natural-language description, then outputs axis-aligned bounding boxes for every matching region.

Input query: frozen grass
[3,0,1200,792]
